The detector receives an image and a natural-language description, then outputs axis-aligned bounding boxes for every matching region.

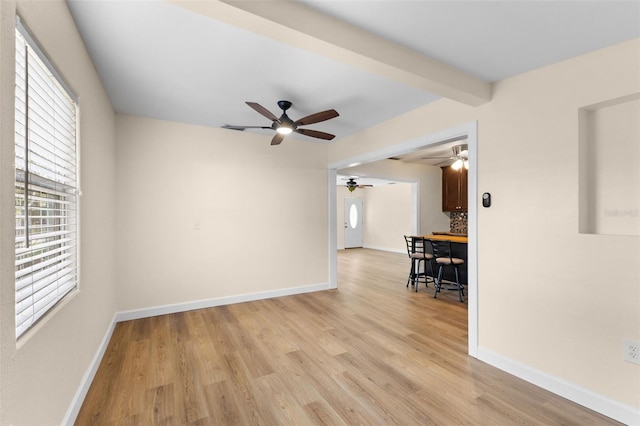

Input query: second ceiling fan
[421,143,469,170]
[222,100,339,146]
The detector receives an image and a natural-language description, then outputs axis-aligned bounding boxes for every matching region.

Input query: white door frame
[328,121,478,357]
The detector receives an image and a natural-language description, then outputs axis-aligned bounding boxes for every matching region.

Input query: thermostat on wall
[482,192,491,207]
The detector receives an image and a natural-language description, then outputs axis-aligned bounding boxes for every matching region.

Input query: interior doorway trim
[328,121,478,357]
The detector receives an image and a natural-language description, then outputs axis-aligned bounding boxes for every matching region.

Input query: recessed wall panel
[579,94,640,236]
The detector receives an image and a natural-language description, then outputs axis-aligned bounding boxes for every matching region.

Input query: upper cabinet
[442,167,468,212]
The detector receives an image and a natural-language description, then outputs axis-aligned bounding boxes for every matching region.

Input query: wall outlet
[623,339,640,365]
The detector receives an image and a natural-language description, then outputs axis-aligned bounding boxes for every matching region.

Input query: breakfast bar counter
[422,234,468,285]
[423,234,468,244]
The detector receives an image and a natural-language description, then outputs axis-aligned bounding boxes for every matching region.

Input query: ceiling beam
[171,0,492,106]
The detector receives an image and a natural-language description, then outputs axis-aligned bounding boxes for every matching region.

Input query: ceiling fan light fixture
[276,126,293,135]
[449,143,469,170]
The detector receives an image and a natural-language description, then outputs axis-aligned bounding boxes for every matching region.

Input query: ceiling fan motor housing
[274,113,295,129]
[346,178,358,192]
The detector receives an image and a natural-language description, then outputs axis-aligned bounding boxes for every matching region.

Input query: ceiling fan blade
[294,109,339,126]
[222,125,271,131]
[421,156,456,160]
[296,128,335,140]
[246,102,279,122]
[270,133,285,146]
[435,159,454,166]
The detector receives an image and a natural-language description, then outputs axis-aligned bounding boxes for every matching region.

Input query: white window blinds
[15,22,79,338]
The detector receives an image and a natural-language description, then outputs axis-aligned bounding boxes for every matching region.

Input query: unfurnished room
[0,1,639,425]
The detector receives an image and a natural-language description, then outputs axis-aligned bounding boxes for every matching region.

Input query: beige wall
[0,1,117,424]
[330,39,640,409]
[343,159,450,235]
[115,115,329,311]
[363,183,413,252]
[336,182,415,252]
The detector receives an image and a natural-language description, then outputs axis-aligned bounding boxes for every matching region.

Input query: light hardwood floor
[76,248,619,425]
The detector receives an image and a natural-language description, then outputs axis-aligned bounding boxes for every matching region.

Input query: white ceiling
[300,0,640,83]
[66,0,640,148]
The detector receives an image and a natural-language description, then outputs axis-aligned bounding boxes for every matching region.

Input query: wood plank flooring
[76,248,619,425]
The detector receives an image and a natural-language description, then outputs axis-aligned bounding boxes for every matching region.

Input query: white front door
[344,197,363,248]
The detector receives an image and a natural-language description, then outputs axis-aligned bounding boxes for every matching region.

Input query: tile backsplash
[450,212,468,234]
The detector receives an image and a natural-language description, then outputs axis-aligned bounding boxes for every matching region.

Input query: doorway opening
[328,121,478,357]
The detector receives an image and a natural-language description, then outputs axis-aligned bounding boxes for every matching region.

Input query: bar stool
[430,239,465,302]
[404,236,435,292]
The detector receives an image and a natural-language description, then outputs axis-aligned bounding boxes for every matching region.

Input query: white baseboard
[61,313,118,426]
[115,282,331,322]
[363,245,406,254]
[477,347,640,426]
[64,282,331,424]
[339,246,404,254]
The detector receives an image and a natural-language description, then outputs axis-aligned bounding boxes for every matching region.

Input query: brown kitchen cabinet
[442,166,467,212]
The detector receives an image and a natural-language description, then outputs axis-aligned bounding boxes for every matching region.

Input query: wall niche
[579,93,640,236]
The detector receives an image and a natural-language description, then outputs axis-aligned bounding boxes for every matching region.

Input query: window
[14,20,79,338]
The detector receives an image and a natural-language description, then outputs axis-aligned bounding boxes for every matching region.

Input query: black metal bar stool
[430,239,465,302]
[404,236,436,292]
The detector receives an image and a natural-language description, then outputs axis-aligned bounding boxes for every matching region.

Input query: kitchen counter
[423,234,468,244]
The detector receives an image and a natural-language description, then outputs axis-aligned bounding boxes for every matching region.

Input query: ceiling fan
[222,100,339,146]
[341,176,373,192]
[422,144,469,170]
